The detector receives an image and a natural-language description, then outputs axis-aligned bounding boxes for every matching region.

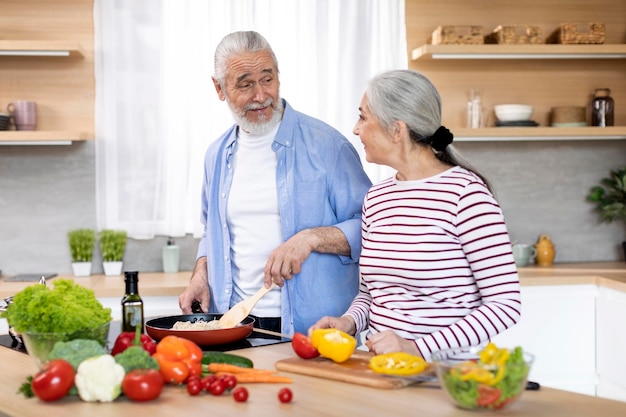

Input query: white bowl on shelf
[494,104,533,122]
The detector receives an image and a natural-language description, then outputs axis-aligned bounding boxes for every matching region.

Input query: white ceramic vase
[103,261,123,276]
[71,262,92,277]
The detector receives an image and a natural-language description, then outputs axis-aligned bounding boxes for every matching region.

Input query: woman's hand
[308,315,356,337]
[365,330,422,356]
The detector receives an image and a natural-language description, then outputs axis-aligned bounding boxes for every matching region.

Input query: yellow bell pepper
[311,328,356,363]
[457,343,511,386]
[369,352,428,376]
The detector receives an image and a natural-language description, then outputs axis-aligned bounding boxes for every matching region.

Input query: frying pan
[145,313,255,346]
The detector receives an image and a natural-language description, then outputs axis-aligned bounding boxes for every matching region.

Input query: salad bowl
[431,343,534,411]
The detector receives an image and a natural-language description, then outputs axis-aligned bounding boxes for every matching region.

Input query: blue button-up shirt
[197,100,372,335]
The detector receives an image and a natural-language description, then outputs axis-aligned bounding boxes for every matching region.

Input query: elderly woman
[310,70,521,361]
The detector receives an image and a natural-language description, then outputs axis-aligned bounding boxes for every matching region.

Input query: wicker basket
[430,26,484,45]
[546,23,605,44]
[485,25,543,44]
[550,106,586,125]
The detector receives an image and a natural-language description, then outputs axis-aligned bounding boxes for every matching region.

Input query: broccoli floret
[114,346,159,373]
[48,339,108,370]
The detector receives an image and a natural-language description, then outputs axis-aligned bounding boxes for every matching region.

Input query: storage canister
[591,88,614,127]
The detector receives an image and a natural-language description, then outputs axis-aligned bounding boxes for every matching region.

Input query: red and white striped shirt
[346,166,521,361]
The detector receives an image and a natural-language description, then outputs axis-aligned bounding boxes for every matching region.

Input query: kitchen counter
[0,342,625,416]
[2,262,626,300]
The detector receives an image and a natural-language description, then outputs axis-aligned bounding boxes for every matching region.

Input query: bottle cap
[124,271,138,281]
[594,88,611,97]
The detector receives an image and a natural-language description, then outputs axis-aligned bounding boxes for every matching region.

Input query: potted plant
[586,166,626,260]
[68,228,96,276]
[99,229,127,276]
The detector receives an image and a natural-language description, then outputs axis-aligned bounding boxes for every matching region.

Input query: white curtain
[94,0,407,239]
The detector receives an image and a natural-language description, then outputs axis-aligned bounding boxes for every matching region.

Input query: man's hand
[263,226,350,287]
[178,257,210,313]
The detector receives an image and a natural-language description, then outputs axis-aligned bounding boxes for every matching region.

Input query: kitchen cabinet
[596,286,626,402]
[411,44,626,141]
[491,284,598,396]
[0,40,90,145]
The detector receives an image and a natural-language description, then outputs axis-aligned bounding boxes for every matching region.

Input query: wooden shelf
[0,131,91,145]
[453,126,626,142]
[0,40,82,57]
[412,44,626,60]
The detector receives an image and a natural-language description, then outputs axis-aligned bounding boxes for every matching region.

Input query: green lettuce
[1,279,112,333]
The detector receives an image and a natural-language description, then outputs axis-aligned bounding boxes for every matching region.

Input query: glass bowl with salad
[431,343,534,411]
[1,278,113,368]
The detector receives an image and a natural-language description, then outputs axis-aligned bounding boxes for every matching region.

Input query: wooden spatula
[218,283,277,328]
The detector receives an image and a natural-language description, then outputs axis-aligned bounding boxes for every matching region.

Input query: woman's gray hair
[366,69,493,192]
[213,31,280,88]
[366,69,442,137]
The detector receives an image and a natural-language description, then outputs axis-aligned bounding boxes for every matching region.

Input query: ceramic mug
[512,243,537,267]
[7,101,37,131]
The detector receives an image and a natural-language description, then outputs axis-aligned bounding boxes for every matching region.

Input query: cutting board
[275,351,431,389]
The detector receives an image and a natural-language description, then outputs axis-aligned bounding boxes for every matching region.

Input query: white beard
[227,97,284,136]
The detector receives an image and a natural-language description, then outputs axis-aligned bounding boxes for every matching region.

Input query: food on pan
[172,319,222,330]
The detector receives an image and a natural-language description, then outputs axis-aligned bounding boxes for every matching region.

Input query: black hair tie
[430,126,453,152]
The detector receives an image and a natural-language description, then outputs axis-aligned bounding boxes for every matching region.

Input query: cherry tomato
[209,379,226,396]
[219,374,237,390]
[186,378,203,396]
[278,387,293,403]
[31,359,75,402]
[122,369,164,402]
[233,386,249,402]
[291,332,319,359]
[477,385,502,407]
[201,375,217,392]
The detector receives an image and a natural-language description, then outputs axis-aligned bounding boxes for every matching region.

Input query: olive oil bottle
[121,271,144,333]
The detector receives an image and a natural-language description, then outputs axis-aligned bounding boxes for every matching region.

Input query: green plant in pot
[99,229,127,276]
[586,166,626,261]
[68,228,96,276]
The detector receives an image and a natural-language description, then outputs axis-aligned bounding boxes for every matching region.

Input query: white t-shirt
[226,125,282,317]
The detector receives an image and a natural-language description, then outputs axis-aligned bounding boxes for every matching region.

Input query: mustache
[244,98,273,111]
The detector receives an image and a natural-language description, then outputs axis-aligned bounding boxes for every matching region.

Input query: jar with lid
[591,88,614,127]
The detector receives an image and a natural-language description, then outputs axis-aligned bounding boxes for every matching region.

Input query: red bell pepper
[111,325,157,356]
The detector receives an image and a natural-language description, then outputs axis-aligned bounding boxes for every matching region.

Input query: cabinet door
[596,287,626,402]
[491,285,597,396]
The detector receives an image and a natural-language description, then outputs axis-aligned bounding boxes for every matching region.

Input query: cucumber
[201,351,254,368]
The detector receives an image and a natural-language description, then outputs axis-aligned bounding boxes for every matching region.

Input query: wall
[1,1,626,277]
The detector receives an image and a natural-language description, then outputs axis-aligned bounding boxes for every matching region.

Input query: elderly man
[179,31,372,335]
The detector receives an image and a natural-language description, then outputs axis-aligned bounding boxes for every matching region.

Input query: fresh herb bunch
[587,166,626,223]
[68,229,96,262]
[99,229,128,262]
[0,279,112,334]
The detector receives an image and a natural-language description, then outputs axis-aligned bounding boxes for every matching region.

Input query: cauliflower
[75,354,125,402]
[114,345,159,373]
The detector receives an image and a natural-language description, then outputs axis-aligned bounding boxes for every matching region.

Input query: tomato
[278,387,293,403]
[201,375,217,392]
[476,384,502,407]
[186,378,203,396]
[233,386,249,402]
[209,380,226,396]
[219,374,237,390]
[291,332,319,359]
[31,359,75,402]
[122,369,164,402]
